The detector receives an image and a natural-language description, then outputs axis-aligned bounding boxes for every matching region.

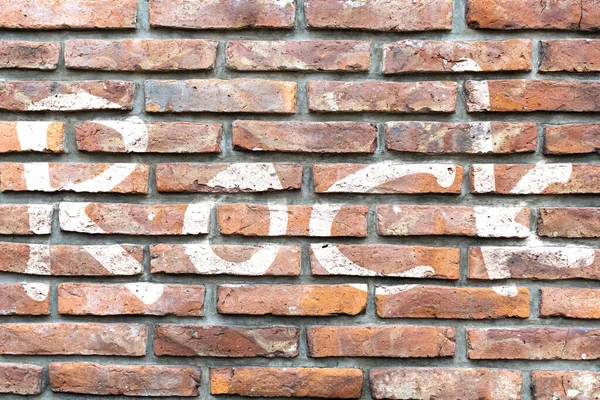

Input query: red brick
[471,163,600,194]
[0,363,43,395]
[0,204,53,235]
[377,205,531,238]
[544,124,600,154]
[538,208,600,238]
[50,363,201,397]
[0,323,147,356]
[232,120,377,153]
[386,121,537,154]
[314,163,463,193]
[0,162,148,194]
[218,203,367,237]
[376,285,530,319]
[146,79,296,113]
[310,244,460,279]
[58,283,205,316]
[59,202,211,235]
[154,325,299,357]
[149,0,295,29]
[540,288,600,319]
[305,0,452,31]
[467,328,600,360]
[383,39,532,73]
[217,284,367,316]
[466,79,600,112]
[0,41,60,70]
[469,246,600,280]
[211,367,363,398]
[0,283,50,315]
[540,39,600,72]
[307,326,456,358]
[0,80,134,111]
[466,0,600,30]
[151,243,300,276]
[76,120,220,153]
[0,121,64,153]
[227,40,370,71]
[156,163,302,193]
[370,368,522,400]
[308,81,456,113]
[532,370,600,400]
[66,39,217,71]
[0,0,137,29]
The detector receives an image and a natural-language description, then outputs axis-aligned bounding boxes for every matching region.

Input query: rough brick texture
[0,41,60,70]
[532,370,600,400]
[0,363,43,395]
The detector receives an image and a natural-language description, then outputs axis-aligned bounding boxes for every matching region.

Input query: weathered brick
[50,363,201,397]
[0,0,137,29]
[0,41,60,70]
[540,288,600,319]
[0,283,50,315]
[469,247,600,280]
[227,40,370,71]
[466,80,600,112]
[532,370,600,400]
[471,163,600,194]
[151,243,301,276]
[58,283,205,316]
[307,326,455,358]
[210,367,363,398]
[540,39,600,72]
[466,0,600,30]
[467,328,600,360]
[145,79,296,113]
[305,0,452,31]
[76,120,221,153]
[538,208,600,238]
[0,80,134,111]
[217,284,367,316]
[383,39,532,73]
[544,124,600,154]
[314,163,463,193]
[59,202,211,235]
[154,325,299,357]
[0,204,53,235]
[156,163,302,193]
[0,363,43,395]
[377,205,530,238]
[308,81,456,113]
[149,0,295,29]
[376,285,530,319]
[0,323,147,356]
[386,121,537,154]
[0,162,148,193]
[232,120,377,153]
[370,368,522,400]
[218,204,367,237]
[0,121,64,153]
[66,39,217,71]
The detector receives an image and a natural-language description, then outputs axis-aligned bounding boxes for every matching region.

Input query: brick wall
[0,0,599,398]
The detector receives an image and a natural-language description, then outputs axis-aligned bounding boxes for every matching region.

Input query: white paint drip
[472,164,496,193]
[207,163,283,191]
[22,283,50,301]
[83,245,143,275]
[451,58,483,72]
[24,244,51,275]
[27,204,53,234]
[92,116,149,152]
[184,243,280,275]
[309,204,341,236]
[470,122,494,153]
[375,285,416,296]
[124,283,165,305]
[474,207,529,238]
[467,80,491,112]
[23,163,53,191]
[268,204,288,236]
[492,285,519,297]
[16,121,53,151]
[182,203,211,234]
[27,92,123,111]
[325,162,458,193]
[59,202,104,234]
[510,163,573,194]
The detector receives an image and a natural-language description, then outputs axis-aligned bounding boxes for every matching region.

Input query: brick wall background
[1,0,600,398]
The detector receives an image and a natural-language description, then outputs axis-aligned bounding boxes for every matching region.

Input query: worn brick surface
[544,123,600,154]
[538,208,600,238]
[540,288,600,319]
[0,121,65,153]
[0,204,53,235]
[0,283,50,315]
[540,39,600,72]
[0,41,60,70]
[532,370,600,400]
[0,363,43,395]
